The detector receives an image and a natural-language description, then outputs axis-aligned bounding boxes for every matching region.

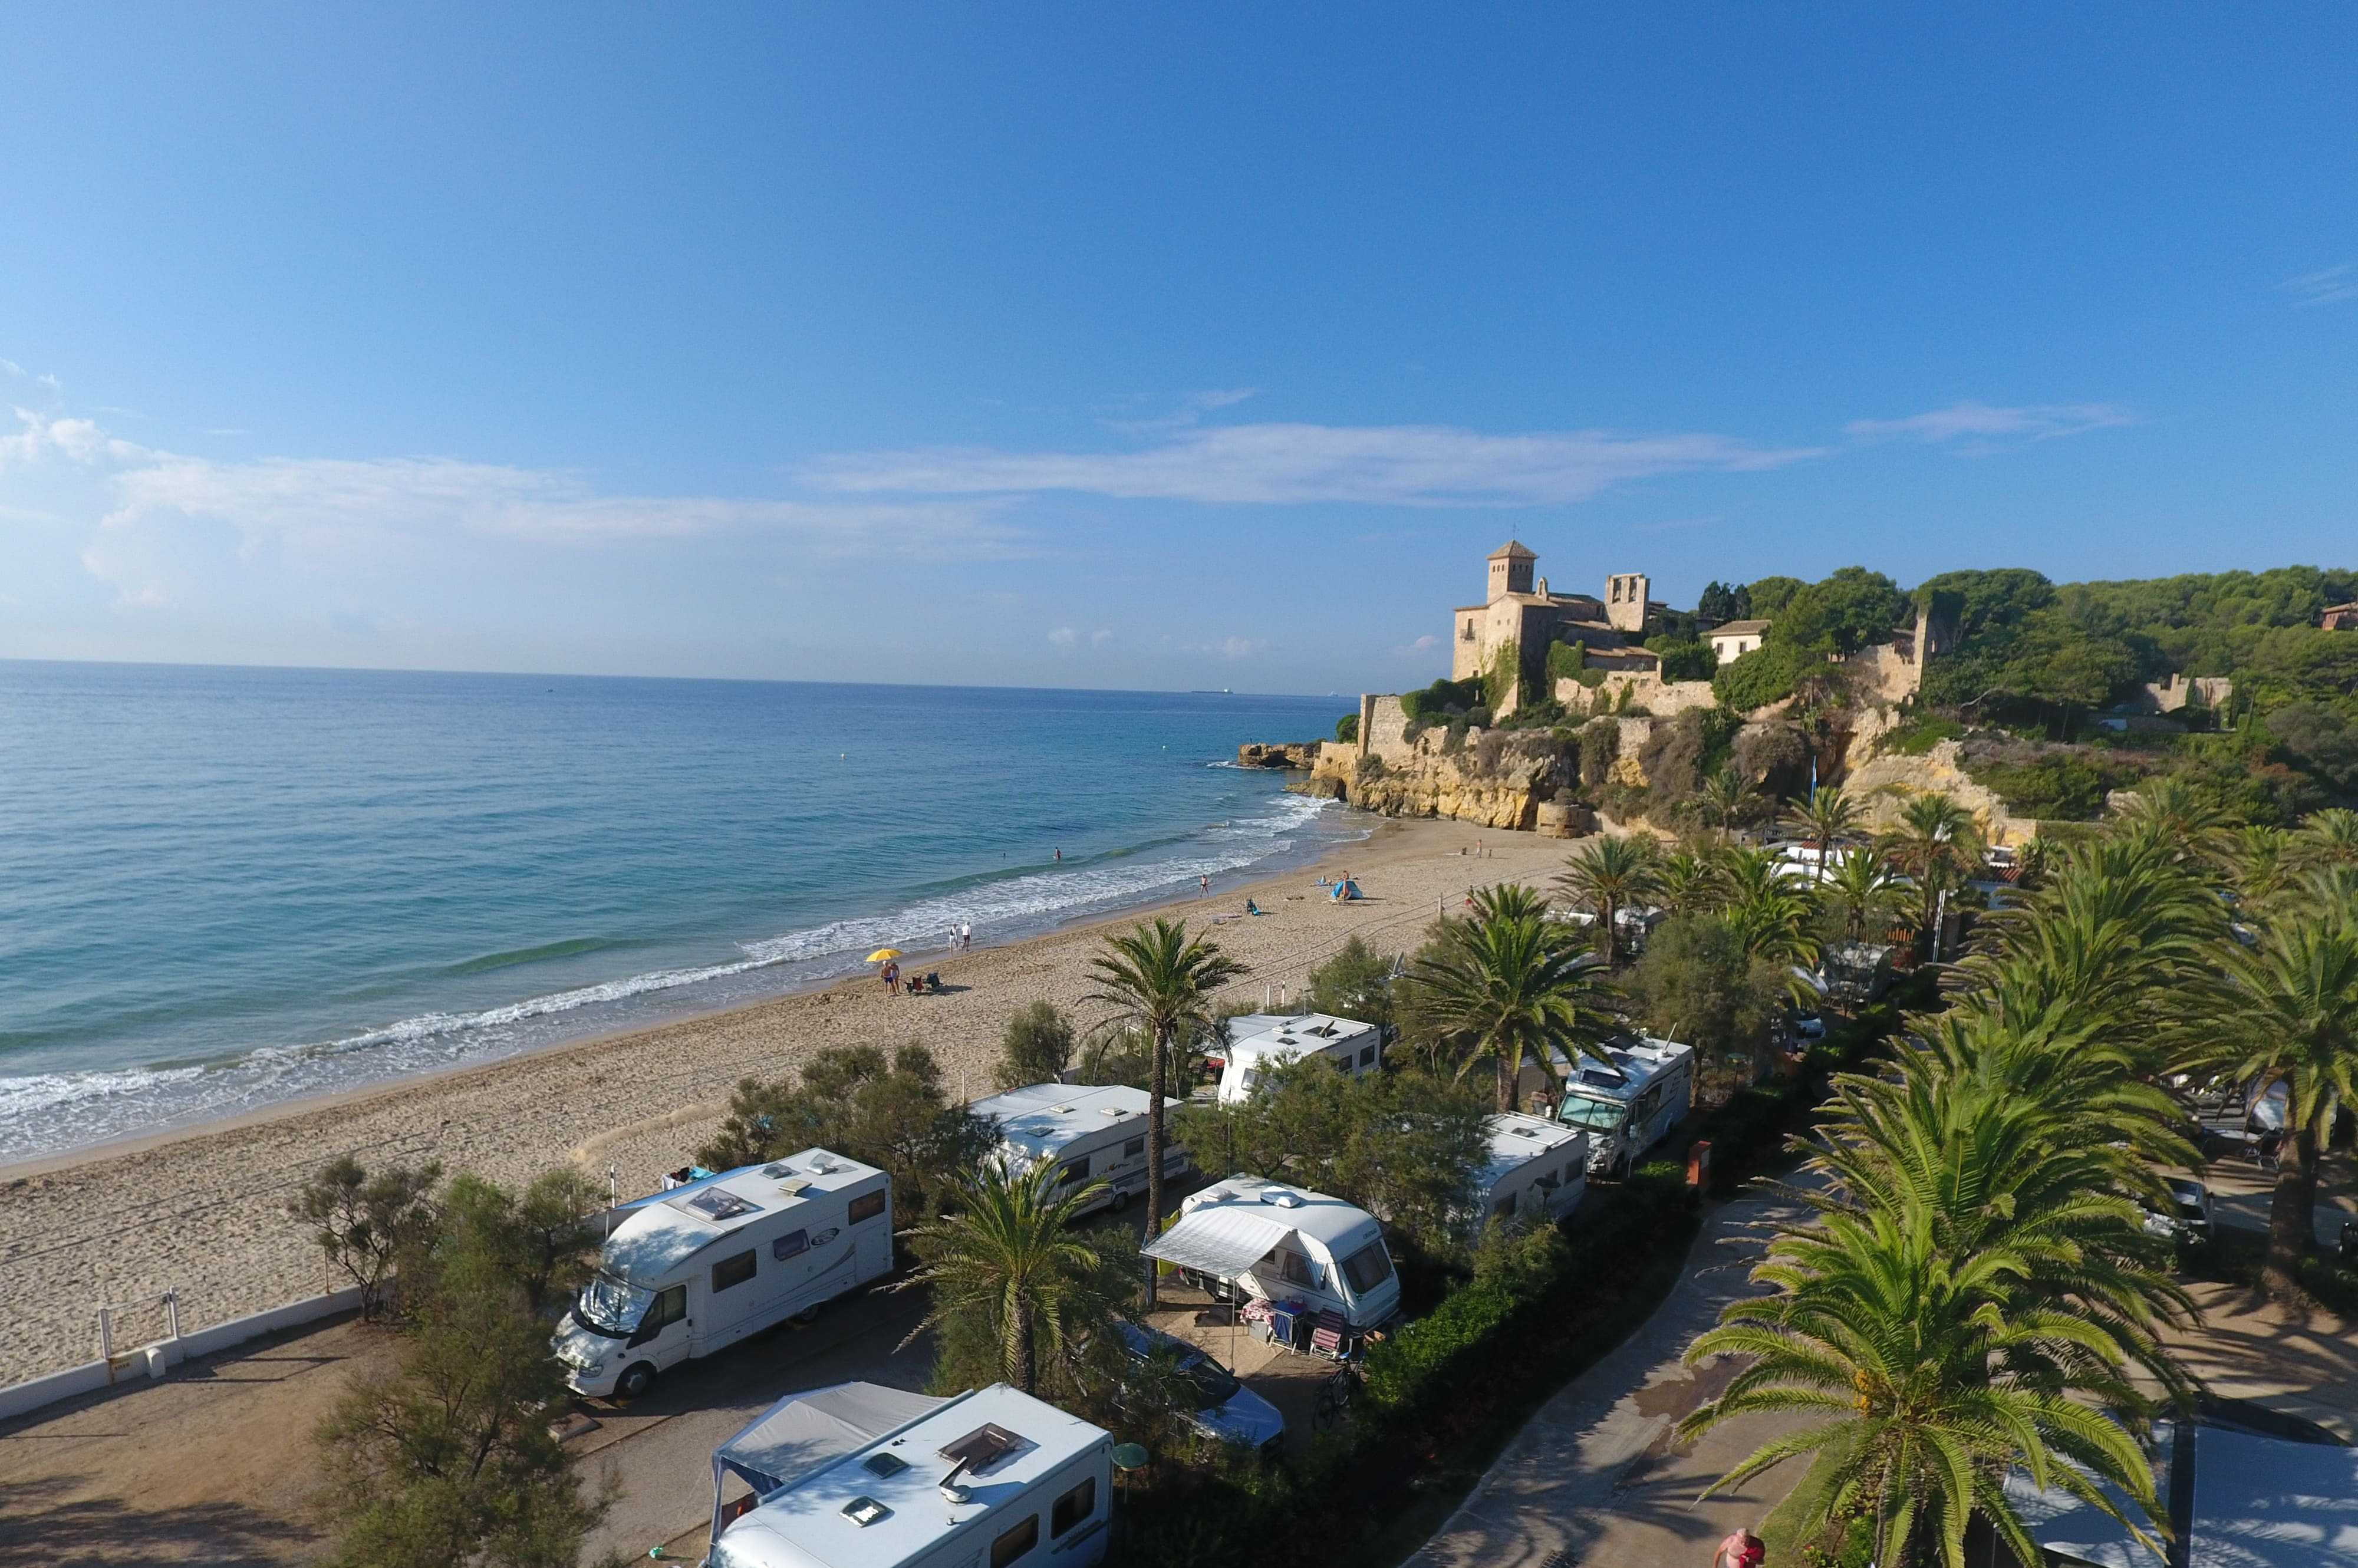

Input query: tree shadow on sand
[0,1472,318,1568]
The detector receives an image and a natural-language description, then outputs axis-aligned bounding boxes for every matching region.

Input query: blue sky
[3,6,2353,693]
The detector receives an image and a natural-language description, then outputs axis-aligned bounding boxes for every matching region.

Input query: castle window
[1461,620,1475,641]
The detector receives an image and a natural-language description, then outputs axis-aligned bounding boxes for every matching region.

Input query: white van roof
[605,1149,882,1284]
[713,1384,1109,1568]
[1561,1036,1693,1108]
[966,1083,1168,1162]
[1225,1013,1377,1070]
[1477,1113,1585,1187]
[1180,1172,1382,1251]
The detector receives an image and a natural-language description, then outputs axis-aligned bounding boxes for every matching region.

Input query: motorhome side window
[711,1250,757,1293]
[772,1230,808,1261]
[631,1284,687,1344]
[991,1514,1039,1568]
[1340,1241,1394,1293]
[847,1191,886,1225]
[1358,1044,1376,1068]
[1050,1477,1096,1537]
[1632,1086,1662,1125]
[1122,1136,1145,1159]
[1280,1249,1319,1288]
[1057,1156,1089,1185]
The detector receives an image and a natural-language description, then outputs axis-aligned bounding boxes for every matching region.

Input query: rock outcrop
[1310,720,1582,832]
[1236,742,1323,769]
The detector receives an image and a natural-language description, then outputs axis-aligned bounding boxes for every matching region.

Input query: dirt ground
[0,1316,394,1567]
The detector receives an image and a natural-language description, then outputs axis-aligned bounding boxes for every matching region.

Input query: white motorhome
[967,1083,1189,1217]
[706,1383,1114,1568]
[1146,1174,1401,1332]
[1554,1036,1695,1177]
[1471,1113,1590,1230]
[1216,1013,1382,1103]
[555,1149,893,1401]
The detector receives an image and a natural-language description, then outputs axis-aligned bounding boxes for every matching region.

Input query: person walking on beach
[881,959,899,993]
[960,923,971,951]
[1199,874,1210,898]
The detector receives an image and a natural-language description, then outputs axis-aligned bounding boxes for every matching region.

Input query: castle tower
[1487,540,1537,600]
[1605,572,1650,634]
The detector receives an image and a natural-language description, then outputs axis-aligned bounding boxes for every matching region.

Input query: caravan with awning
[704,1383,1114,1568]
[966,1082,1190,1218]
[1145,1174,1401,1332]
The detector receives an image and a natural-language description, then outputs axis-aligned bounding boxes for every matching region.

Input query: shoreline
[0,802,1373,1184]
[0,808,1381,1185]
[1,814,1578,1382]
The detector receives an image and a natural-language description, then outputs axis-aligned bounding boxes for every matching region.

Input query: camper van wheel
[792,1302,824,1325]
[614,1362,657,1402]
[1108,1187,1130,1213]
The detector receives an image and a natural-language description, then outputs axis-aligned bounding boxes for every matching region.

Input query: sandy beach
[1,813,1576,1382]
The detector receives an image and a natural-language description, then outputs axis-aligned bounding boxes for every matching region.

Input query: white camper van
[1555,1036,1695,1178]
[1147,1174,1401,1333]
[706,1383,1115,1568]
[1216,1013,1383,1103]
[555,1149,893,1401]
[967,1083,1190,1217]
[1471,1113,1590,1230]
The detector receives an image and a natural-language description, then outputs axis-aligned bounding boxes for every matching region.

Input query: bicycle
[1312,1357,1364,1431]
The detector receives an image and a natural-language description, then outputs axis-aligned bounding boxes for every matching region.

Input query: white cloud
[806,421,1823,508]
[1091,628,1112,646]
[1844,401,2133,447]
[2283,264,2358,308]
[0,359,62,394]
[1048,626,1078,648]
[1410,633,1440,651]
[1185,635,1266,660]
[1101,387,1262,436]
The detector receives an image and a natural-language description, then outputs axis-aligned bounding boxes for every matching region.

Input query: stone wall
[2133,674,2234,714]
[1555,671,1717,717]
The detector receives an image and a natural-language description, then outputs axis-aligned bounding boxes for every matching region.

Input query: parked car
[1114,1321,1285,1457]
[2142,1177,2213,1244]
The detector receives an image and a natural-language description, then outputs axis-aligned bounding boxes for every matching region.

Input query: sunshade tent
[867,948,903,962]
[710,1382,947,1543]
[1142,1206,1296,1280]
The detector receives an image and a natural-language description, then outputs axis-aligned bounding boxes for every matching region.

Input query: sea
[0,661,1365,1165]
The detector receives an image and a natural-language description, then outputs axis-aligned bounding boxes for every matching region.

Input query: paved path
[1403,1181,1815,1568]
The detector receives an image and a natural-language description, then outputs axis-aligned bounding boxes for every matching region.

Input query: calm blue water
[0,662,1361,1163]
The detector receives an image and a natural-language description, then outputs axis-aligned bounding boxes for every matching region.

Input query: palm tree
[1655,843,1727,914]
[2229,825,2296,909]
[1681,1193,2167,1568]
[1717,845,1824,984]
[1821,843,1901,945]
[2291,807,2358,873]
[1878,792,1982,961]
[2201,902,2358,1296]
[2112,775,2229,865]
[1553,834,1661,967]
[1403,895,1616,1112]
[898,1162,1111,1395]
[1695,767,1759,836]
[1086,918,1243,1307]
[1781,786,1864,883]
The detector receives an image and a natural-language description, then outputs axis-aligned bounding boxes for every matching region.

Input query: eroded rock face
[1237,742,1323,769]
[1310,728,1578,830]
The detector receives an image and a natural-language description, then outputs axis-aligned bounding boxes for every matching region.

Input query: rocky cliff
[1310,719,1590,834]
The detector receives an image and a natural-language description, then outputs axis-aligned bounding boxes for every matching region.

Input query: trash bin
[1687,1140,1712,1191]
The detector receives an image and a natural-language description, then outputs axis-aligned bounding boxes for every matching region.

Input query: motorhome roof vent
[807,1154,839,1174]
[842,1496,892,1527]
[937,1423,1023,1474]
[679,1187,760,1223]
[775,1177,813,1197]
[1513,1126,1542,1139]
[863,1451,910,1479]
[1052,1105,1075,1115]
[760,1162,792,1179]
[1100,1106,1125,1117]
[1263,1189,1303,1208]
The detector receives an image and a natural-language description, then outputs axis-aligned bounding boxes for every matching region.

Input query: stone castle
[1451,542,1663,711]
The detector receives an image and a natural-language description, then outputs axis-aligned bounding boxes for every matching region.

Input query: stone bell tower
[1488,540,1537,599]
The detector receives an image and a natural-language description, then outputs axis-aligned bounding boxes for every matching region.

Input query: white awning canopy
[711,1382,947,1544]
[1142,1207,1295,1280]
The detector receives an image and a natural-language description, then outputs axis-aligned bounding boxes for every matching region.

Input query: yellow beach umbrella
[866,948,903,963]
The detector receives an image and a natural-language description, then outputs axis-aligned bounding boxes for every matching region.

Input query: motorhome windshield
[574,1272,654,1338]
[1558,1095,1628,1132]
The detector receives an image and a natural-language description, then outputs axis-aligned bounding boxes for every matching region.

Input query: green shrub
[1883,712,1965,755]
[1335,711,1359,744]
[1712,641,1814,711]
